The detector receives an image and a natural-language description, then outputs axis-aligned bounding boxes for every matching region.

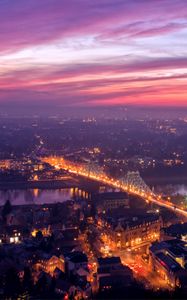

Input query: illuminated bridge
[42,156,187,218]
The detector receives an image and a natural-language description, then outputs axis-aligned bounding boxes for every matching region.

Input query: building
[65,251,88,275]
[164,222,187,241]
[97,257,133,291]
[93,192,129,211]
[108,214,162,249]
[149,239,187,289]
[0,226,23,244]
[0,159,11,170]
[97,257,122,271]
[34,254,65,274]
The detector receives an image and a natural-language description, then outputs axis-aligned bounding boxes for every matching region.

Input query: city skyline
[0,0,187,110]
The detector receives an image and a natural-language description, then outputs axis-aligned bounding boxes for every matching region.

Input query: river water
[0,187,90,206]
[0,184,186,206]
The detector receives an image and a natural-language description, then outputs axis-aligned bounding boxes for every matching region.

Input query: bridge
[41,156,187,218]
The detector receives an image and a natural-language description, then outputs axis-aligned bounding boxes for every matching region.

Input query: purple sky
[0,0,187,108]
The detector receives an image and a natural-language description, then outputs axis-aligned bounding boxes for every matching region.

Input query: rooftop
[98,256,121,266]
[67,251,88,264]
[156,252,181,272]
[93,192,128,201]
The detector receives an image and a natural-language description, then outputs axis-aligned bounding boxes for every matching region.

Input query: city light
[42,156,187,218]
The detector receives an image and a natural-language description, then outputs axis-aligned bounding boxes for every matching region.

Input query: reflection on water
[3,183,186,206]
[0,188,90,206]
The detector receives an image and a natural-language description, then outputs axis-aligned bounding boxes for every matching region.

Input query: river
[0,187,90,206]
[0,183,187,207]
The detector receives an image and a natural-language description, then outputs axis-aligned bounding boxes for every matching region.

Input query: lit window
[15,237,19,243]
[10,237,14,243]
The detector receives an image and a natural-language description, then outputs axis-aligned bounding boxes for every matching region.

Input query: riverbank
[0,180,73,190]
[0,176,100,192]
[1,175,187,190]
[144,175,187,185]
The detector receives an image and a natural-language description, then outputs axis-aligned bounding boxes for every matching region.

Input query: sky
[0,0,187,109]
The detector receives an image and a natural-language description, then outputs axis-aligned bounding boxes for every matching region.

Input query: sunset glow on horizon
[0,0,187,108]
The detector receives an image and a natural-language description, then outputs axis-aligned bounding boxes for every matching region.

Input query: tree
[36,230,43,241]
[35,273,48,298]
[2,199,12,223]
[4,267,21,298]
[22,266,33,293]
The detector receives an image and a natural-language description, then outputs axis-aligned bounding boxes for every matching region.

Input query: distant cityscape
[0,111,187,299]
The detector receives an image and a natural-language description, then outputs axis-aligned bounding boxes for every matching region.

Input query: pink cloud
[0,0,187,53]
[0,0,187,108]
